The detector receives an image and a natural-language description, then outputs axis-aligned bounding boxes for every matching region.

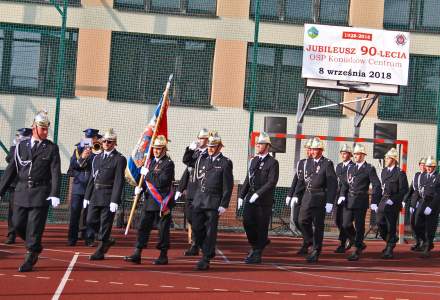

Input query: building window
[3,0,81,6]
[378,55,440,124]
[0,23,78,97]
[108,32,215,106]
[114,0,217,16]
[244,44,342,116]
[384,0,440,32]
[250,0,349,25]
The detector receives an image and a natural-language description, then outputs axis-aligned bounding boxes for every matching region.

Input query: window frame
[2,0,81,7]
[114,0,217,17]
[249,0,350,26]
[0,23,78,98]
[383,0,440,33]
[107,31,215,107]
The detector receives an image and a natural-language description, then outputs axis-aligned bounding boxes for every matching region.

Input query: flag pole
[125,74,173,235]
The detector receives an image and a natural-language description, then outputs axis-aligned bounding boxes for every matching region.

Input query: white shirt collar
[258,153,269,160]
[30,137,41,145]
[356,161,365,168]
[199,147,207,153]
[104,149,115,156]
[210,153,221,161]
[388,165,395,172]
[314,156,322,163]
[155,155,165,162]
[343,160,351,167]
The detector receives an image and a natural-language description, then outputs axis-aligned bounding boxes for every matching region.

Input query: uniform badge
[316,165,320,173]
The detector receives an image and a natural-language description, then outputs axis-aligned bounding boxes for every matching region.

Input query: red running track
[0,223,440,300]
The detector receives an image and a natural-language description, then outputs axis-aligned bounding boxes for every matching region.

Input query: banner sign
[302,24,410,86]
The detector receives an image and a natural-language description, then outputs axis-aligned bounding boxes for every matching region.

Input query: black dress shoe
[296,245,309,255]
[306,250,319,263]
[334,244,346,254]
[67,240,77,247]
[85,239,96,247]
[18,252,38,272]
[4,235,16,245]
[89,251,105,260]
[245,255,262,264]
[124,248,142,264]
[153,256,168,265]
[196,259,210,270]
[347,249,361,261]
[184,245,199,256]
[18,261,33,272]
[381,247,394,259]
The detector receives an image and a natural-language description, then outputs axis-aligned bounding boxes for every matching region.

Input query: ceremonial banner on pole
[124,74,173,235]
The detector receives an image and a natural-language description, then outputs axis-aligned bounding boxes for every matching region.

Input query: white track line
[51,252,79,300]
[216,248,230,264]
[37,252,440,297]
[376,277,440,284]
[4,243,440,279]
[17,245,440,278]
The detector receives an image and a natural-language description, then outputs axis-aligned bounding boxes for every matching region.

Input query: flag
[125,96,169,186]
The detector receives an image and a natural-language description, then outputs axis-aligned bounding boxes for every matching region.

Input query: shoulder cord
[15,142,32,177]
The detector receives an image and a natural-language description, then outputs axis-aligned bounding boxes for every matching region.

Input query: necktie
[31,140,39,155]
[103,154,108,160]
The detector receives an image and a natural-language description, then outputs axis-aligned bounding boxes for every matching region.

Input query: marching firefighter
[124,135,175,265]
[294,137,337,263]
[333,144,355,254]
[339,144,381,261]
[238,132,279,264]
[175,128,209,256]
[414,156,440,258]
[286,138,313,255]
[0,111,61,272]
[192,131,233,270]
[373,148,408,259]
[405,157,426,251]
[84,128,127,260]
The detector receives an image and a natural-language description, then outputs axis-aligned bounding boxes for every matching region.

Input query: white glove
[325,203,333,213]
[83,199,90,208]
[249,193,259,203]
[292,197,299,205]
[110,202,118,213]
[174,191,182,201]
[237,198,243,210]
[337,196,345,205]
[189,141,198,150]
[140,166,149,176]
[410,207,414,214]
[386,199,394,205]
[370,204,378,212]
[47,197,60,208]
[285,196,291,206]
[134,186,143,195]
[424,206,432,216]
[218,206,226,216]
[402,201,406,209]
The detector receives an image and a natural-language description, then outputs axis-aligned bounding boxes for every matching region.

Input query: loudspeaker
[373,123,397,159]
[264,116,287,153]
